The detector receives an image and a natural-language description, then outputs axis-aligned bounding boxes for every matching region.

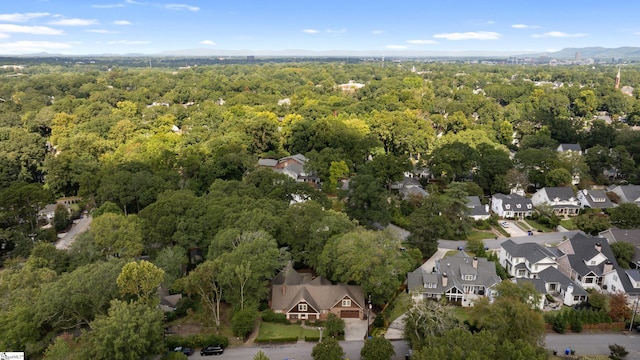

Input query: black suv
[201,344,224,356]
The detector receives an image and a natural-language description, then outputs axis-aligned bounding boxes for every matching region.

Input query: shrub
[305,336,320,342]
[552,315,567,334]
[262,309,289,324]
[570,318,583,333]
[373,313,385,328]
[165,334,229,350]
[231,308,258,339]
[174,297,196,318]
[162,352,187,360]
[254,337,298,344]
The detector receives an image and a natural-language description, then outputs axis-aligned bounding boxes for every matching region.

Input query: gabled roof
[501,239,557,264]
[610,185,640,204]
[492,193,533,210]
[538,267,588,296]
[271,265,365,313]
[599,228,640,246]
[579,189,614,209]
[626,269,640,284]
[466,196,489,217]
[557,143,582,152]
[541,187,575,201]
[258,158,278,167]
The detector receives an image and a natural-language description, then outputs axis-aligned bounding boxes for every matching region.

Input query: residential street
[183,333,640,359]
[55,215,92,249]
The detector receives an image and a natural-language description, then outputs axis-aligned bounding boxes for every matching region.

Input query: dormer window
[505,204,510,209]
[464,275,474,281]
[516,204,521,208]
[527,204,532,209]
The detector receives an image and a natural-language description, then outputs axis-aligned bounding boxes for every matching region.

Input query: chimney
[442,273,448,287]
[473,257,478,269]
[603,260,613,274]
[595,242,602,252]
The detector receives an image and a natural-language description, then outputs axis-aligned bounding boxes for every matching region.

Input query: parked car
[173,346,193,356]
[500,221,509,228]
[201,344,224,356]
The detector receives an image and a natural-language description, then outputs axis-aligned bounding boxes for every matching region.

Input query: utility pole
[366,294,372,338]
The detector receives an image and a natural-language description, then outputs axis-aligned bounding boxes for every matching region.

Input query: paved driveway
[343,318,368,341]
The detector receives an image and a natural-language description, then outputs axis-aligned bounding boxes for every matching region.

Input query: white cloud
[386,45,407,49]
[86,29,118,34]
[0,24,63,35]
[487,20,494,24]
[114,20,132,25]
[512,24,540,29]
[0,40,72,53]
[48,18,98,26]
[0,33,9,39]
[406,39,438,44]
[91,4,125,8]
[326,28,346,34]
[433,31,501,40]
[200,39,215,45]
[303,29,319,34]
[371,30,384,35]
[0,12,50,22]
[165,4,200,11]
[108,40,150,44]
[532,31,587,38]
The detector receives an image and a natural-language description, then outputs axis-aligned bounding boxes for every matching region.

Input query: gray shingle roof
[579,189,614,209]
[543,187,575,201]
[492,193,533,211]
[501,239,557,264]
[557,144,582,152]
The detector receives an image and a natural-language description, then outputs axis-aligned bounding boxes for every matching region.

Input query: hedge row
[165,333,229,349]
[254,337,298,344]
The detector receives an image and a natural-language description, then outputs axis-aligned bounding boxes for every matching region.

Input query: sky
[1,0,639,55]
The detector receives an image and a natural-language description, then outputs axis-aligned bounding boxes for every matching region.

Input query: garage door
[340,310,359,318]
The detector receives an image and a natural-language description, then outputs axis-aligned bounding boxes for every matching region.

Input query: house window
[516,204,521,208]
[614,275,618,281]
[527,204,532,209]
[611,285,616,291]
[298,304,307,312]
[464,275,474,281]
[590,260,596,265]
[505,204,510,209]
[342,299,351,307]
[585,278,594,284]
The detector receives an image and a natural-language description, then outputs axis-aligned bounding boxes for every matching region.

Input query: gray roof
[408,251,500,294]
[579,189,614,209]
[258,158,278,167]
[492,193,533,211]
[542,187,575,201]
[599,228,640,246]
[557,143,582,152]
[538,267,588,296]
[466,196,482,207]
[466,196,489,217]
[626,269,640,283]
[501,239,557,264]
[609,185,640,204]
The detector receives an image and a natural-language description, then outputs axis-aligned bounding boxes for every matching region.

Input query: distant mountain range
[5,46,640,59]
[519,47,640,59]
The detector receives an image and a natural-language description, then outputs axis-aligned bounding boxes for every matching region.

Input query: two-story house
[258,154,320,186]
[490,193,533,219]
[555,233,633,295]
[500,239,588,308]
[531,187,580,216]
[599,228,640,269]
[576,189,615,210]
[407,251,500,307]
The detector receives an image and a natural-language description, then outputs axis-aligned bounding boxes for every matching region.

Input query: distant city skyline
[1,0,639,55]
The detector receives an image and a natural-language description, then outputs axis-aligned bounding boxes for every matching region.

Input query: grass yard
[559,219,578,230]
[255,322,319,341]
[466,230,497,241]
[525,219,554,233]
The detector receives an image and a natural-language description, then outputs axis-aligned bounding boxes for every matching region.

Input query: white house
[490,193,533,219]
[576,189,615,210]
[531,187,579,216]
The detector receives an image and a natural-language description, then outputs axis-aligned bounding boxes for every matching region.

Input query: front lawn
[255,322,319,341]
[525,219,554,233]
[559,219,578,230]
[466,230,496,241]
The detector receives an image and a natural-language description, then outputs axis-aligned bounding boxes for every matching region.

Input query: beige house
[270,263,365,320]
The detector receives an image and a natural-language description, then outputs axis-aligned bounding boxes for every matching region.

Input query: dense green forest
[2,59,640,358]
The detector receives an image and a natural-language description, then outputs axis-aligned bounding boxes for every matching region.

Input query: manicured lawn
[255,322,319,341]
[466,230,497,241]
[525,219,554,232]
[559,219,578,230]
[517,221,531,230]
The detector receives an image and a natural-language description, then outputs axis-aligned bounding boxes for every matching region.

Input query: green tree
[545,168,573,187]
[610,242,635,269]
[116,260,164,305]
[90,213,144,258]
[610,203,640,229]
[85,299,164,360]
[253,351,270,360]
[312,337,345,360]
[361,336,395,360]
[43,333,79,360]
[231,308,258,339]
[325,313,345,338]
[177,260,223,327]
[52,204,71,232]
[153,245,188,287]
[575,211,611,236]
[327,160,349,193]
[609,344,629,360]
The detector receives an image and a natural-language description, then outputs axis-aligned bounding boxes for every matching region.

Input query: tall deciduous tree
[610,203,640,229]
[116,260,164,305]
[610,242,635,269]
[361,336,395,360]
[177,260,223,327]
[85,299,164,360]
[312,337,345,360]
[90,213,144,258]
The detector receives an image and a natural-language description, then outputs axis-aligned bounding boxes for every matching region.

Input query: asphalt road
[185,333,640,360]
[55,215,92,249]
[186,340,410,360]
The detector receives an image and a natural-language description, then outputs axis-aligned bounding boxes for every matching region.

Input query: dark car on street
[173,346,193,356]
[200,344,224,356]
